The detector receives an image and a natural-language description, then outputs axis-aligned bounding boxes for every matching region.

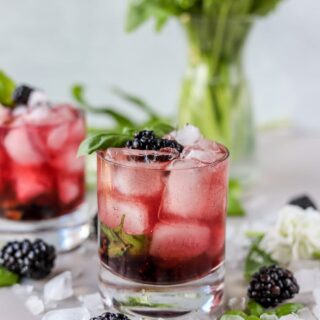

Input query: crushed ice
[44,271,73,303]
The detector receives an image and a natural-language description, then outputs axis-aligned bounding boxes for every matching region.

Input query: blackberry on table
[0,239,56,279]
[90,312,130,320]
[12,85,34,105]
[126,130,183,154]
[248,265,299,308]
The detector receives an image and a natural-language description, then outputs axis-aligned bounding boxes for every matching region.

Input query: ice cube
[53,104,77,122]
[171,124,201,146]
[25,295,45,315]
[295,268,320,293]
[58,176,81,205]
[28,91,50,109]
[101,197,151,235]
[279,315,299,320]
[47,123,69,150]
[69,117,85,141]
[298,307,317,320]
[78,293,103,316]
[313,305,320,319]
[25,106,55,125]
[41,307,90,320]
[13,165,53,202]
[227,297,247,310]
[12,284,34,296]
[0,104,11,124]
[105,148,175,198]
[4,127,45,165]
[58,176,80,204]
[43,271,73,303]
[159,159,228,222]
[313,287,320,305]
[53,146,84,174]
[12,105,28,116]
[150,222,210,261]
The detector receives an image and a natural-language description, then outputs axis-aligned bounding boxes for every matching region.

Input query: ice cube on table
[171,124,201,146]
[295,268,320,293]
[78,293,103,316]
[260,314,279,320]
[25,295,45,315]
[313,287,320,305]
[44,271,73,303]
[101,197,151,235]
[150,222,210,261]
[4,127,45,165]
[42,307,90,320]
[159,159,228,222]
[313,305,320,319]
[297,307,317,320]
[279,315,300,320]
[103,148,176,198]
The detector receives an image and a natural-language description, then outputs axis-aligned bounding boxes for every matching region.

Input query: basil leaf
[112,87,158,118]
[223,310,248,318]
[0,266,20,287]
[119,296,171,308]
[77,132,131,156]
[244,236,276,280]
[101,216,149,257]
[275,303,304,317]
[0,70,16,107]
[71,84,135,127]
[246,300,264,317]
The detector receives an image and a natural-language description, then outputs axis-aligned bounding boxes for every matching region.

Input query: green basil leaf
[78,132,131,156]
[101,216,149,257]
[244,236,276,280]
[0,266,20,287]
[223,310,248,318]
[275,303,304,317]
[0,70,16,107]
[246,300,264,317]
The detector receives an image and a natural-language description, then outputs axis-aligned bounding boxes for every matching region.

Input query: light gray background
[0,0,319,129]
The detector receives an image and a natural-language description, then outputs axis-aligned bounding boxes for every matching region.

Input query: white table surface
[1,128,320,320]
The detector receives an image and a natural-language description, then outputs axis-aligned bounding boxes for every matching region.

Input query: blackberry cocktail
[94,125,229,318]
[0,79,87,251]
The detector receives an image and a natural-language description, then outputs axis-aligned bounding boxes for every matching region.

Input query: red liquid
[0,105,85,221]
[98,147,228,285]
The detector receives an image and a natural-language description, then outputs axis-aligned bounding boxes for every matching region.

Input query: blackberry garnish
[90,312,130,320]
[12,85,34,105]
[0,239,56,279]
[289,195,317,210]
[126,130,183,153]
[248,265,299,308]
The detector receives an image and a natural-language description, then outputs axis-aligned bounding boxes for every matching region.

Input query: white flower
[260,205,320,265]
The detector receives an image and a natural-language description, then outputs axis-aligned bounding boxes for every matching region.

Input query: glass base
[0,203,92,252]
[99,262,225,319]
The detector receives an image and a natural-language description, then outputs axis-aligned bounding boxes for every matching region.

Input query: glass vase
[179,15,255,181]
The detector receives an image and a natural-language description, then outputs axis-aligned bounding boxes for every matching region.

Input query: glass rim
[97,143,230,171]
[0,104,84,129]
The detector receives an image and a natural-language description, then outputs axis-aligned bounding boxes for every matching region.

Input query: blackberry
[126,130,183,154]
[12,85,34,105]
[90,312,130,320]
[289,195,317,210]
[0,239,56,279]
[248,265,299,308]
